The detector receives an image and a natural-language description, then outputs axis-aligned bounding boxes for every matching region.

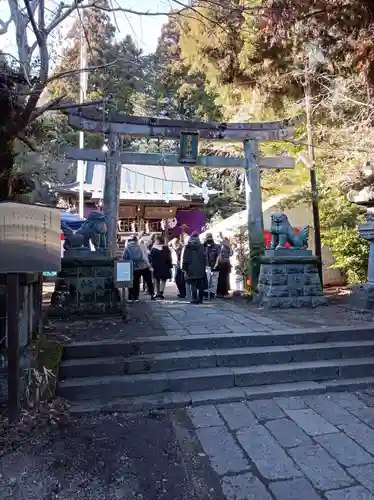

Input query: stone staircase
[58,325,374,413]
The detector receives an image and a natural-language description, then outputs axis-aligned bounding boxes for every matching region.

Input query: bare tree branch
[29,94,67,122]
[66,1,189,16]
[45,60,119,85]
[8,0,30,71]
[46,0,85,35]
[38,0,45,34]
[21,0,49,124]
[318,77,374,110]
[17,133,39,151]
[47,99,104,111]
[171,0,228,32]
[0,52,33,86]
[0,15,12,35]
[23,0,41,46]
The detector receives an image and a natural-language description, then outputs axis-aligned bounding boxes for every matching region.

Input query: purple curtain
[84,205,100,218]
[171,210,206,237]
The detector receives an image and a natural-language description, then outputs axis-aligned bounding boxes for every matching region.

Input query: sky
[0,0,171,58]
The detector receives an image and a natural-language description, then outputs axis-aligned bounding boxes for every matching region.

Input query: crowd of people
[122,229,232,305]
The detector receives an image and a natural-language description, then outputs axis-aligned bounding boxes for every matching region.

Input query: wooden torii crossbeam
[63,107,297,288]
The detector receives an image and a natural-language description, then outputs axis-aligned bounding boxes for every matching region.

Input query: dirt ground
[0,401,223,500]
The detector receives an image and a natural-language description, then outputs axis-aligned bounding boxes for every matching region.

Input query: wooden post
[103,131,122,258]
[244,139,265,291]
[32,272,43,340]
[36,272,43,337]
[7,273,20,423]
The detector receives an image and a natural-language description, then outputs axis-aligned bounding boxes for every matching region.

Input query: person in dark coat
[150,235,172,299]
[182,231,207,304]
[145,232,157,292]
[204,232,220,298]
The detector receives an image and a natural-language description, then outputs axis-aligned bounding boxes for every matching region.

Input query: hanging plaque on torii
[179,131,199,164]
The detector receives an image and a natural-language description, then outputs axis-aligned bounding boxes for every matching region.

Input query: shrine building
[56,161,206,244]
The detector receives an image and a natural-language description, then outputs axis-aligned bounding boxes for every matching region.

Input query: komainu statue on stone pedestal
[61,211,108,253]
[270,212,309,249]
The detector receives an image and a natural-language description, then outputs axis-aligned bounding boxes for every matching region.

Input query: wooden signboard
[0,202,61,273]
[144,206,177,219]
[118,206,137,218]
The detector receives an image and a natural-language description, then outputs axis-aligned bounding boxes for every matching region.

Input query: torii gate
[64,108,297,288]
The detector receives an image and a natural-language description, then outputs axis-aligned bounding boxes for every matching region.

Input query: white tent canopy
[200,194,288,241]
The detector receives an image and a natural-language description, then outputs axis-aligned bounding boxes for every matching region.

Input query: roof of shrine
[56,161,204,202]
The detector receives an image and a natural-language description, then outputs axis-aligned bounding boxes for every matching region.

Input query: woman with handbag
[171,238,186,298]
[216,236,232,297]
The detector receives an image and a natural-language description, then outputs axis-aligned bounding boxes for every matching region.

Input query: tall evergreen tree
[149,17,222,121]
[49,6,143,113]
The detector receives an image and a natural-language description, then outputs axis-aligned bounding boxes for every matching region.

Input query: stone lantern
[355,214,374,308]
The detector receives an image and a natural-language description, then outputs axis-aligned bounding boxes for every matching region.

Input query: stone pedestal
[49,254,120,317]
[344,283,374,310]
[346,220,374,310]
[257,249,327,308]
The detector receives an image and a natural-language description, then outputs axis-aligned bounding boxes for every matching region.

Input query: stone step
[62,325,374,359]
[69,377,374,414]
[57,357,374,401]
[60,356,125,378]
[60,340,374,378]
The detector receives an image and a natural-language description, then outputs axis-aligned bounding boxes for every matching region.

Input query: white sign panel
[115,260,133,287]
[0,202,61,273]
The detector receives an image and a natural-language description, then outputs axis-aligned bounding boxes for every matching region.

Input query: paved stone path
[153,284,291,336]
[187,390,374,500]
[150,282,374,331]
[146,285,374,498]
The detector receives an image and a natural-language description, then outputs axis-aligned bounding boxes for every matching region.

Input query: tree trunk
[0,76,15,201]
[0,135,14,201]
